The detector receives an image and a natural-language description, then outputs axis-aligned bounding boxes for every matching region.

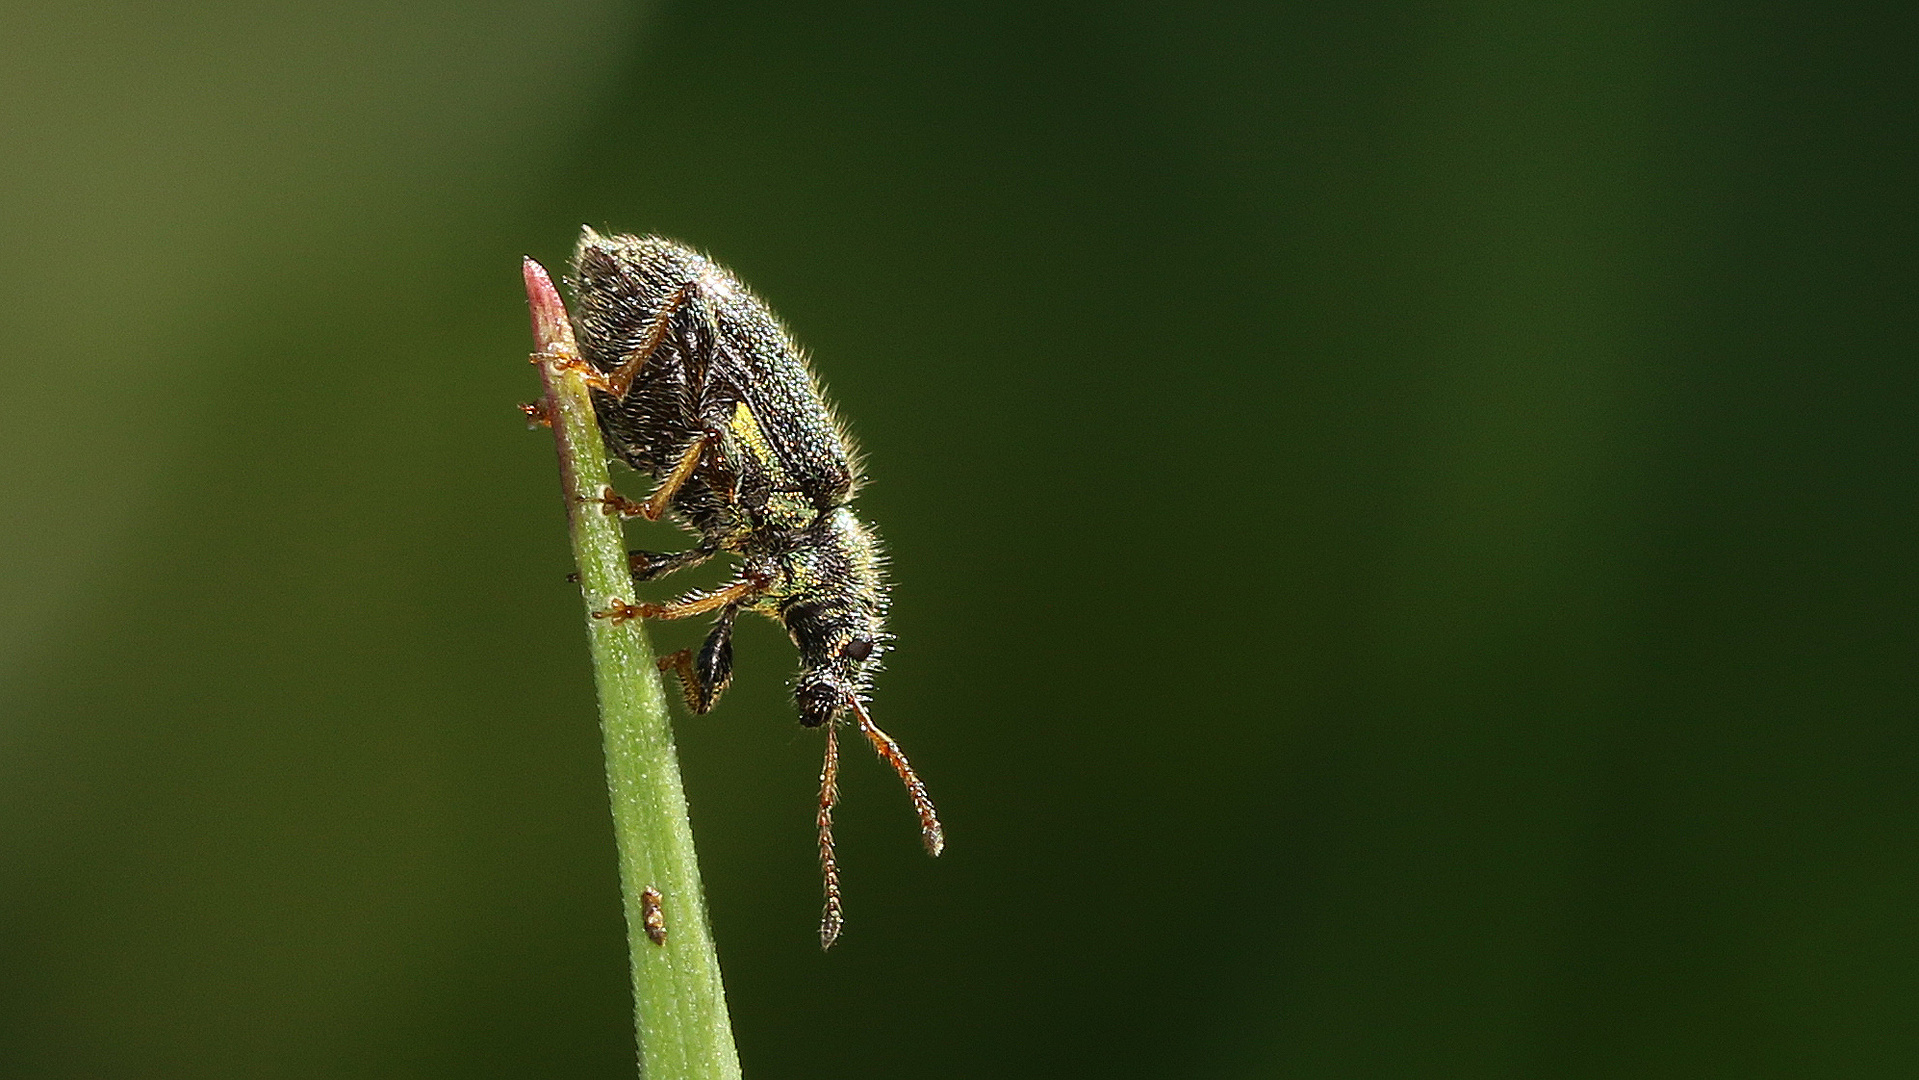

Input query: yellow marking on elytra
[728,401,776,468]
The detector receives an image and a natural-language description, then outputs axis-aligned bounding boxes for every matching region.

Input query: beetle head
[786,602,885,728]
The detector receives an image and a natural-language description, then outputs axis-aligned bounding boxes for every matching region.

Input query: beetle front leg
[657,606,737,713]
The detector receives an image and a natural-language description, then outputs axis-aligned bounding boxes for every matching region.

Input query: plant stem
[523,257,742,1080]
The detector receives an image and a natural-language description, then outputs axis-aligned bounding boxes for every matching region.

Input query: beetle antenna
[817,718,843,950]
[848,696,944,857]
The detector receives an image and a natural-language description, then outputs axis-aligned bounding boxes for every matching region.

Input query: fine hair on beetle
[562,227,942,949]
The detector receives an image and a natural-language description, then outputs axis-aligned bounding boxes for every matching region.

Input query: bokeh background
[2,1,1915,1076]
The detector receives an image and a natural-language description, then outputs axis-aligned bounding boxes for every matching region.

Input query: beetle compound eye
[841,637,875,662]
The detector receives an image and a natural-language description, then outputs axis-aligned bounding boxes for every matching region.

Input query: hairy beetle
[563,227,941,949]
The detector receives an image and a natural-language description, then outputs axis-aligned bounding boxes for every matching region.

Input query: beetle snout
[795,679,845,728]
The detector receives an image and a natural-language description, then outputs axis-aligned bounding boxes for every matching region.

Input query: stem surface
[524,257,742,1080]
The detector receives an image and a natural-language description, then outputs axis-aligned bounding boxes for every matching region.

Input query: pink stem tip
[522,256,577,355]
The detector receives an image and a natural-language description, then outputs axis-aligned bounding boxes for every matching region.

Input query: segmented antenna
[850,697,945,857]
[817,719,844,950]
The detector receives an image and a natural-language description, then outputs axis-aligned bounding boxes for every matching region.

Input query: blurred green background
[2,1,1915,1076]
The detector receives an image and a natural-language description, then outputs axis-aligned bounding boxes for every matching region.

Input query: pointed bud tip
[521,257,573,352]
[521,254,552,294]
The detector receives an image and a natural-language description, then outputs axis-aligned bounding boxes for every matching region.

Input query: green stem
[523,257,742,1080]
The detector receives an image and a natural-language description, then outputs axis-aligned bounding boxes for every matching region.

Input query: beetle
[562,227,941,949]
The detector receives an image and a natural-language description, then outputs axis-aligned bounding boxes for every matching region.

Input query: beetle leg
[657,606,737,713]
[584,486,649,518]
[563,540,712,587]
[627,542,718,583]
[636,427,719,521]
[593,568,771,624]
[581,282,691,400]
